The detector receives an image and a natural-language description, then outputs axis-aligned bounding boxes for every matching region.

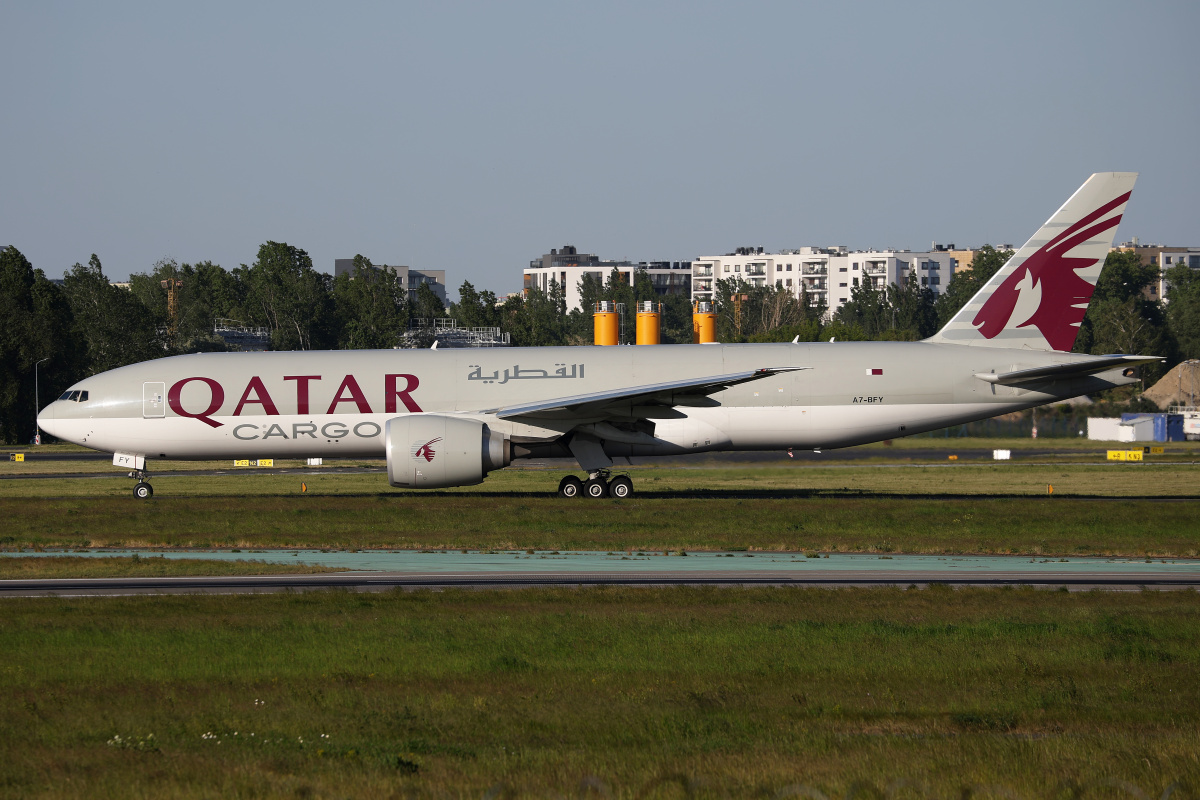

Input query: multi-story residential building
[523,245,691,311]
[691,246,960,312]
[333,259,447,306]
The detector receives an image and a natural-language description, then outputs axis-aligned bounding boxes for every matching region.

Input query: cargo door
[143,382,166,418]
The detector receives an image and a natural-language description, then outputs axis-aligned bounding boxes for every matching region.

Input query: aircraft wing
[974,355,1162,386]
[488,367,808,421]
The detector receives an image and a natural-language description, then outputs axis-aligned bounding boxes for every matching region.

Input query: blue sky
[3,1,1197,297]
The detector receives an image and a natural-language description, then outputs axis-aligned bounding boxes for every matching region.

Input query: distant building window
[724,265,730,273]
[839,267,847,273]
[1165,256,1172,264]
[921,277,928,285]
[1191,255,1200,268]
[852,277,859,287]
[787,264,792,270]
[786,279,793,287]
[931,276,940,285]
[852,263,859,270]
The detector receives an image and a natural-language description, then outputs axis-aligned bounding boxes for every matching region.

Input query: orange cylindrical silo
[635,301,660,345]
[693,301,716,343]
[594,301,620,346]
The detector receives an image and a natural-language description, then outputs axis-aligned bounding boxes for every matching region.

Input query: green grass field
[0,555,343,579]
[2,457,1198,556]
[2,587,1197,798]
[4,445,1198,797]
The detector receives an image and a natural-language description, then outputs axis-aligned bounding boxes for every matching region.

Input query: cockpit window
[59,391,73,400]
[58,390,88,402]
[79,390,89,402]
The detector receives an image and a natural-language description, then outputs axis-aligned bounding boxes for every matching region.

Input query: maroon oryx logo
[412,437,442,462]
[972,191,1129,352]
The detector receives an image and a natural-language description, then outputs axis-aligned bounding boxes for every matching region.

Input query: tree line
[3,240,1198,443]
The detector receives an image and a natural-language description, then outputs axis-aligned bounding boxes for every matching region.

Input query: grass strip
[0,555,345,579]
[1,491,1196,556]
[1,586,1197,797]
[3,461,1198,499]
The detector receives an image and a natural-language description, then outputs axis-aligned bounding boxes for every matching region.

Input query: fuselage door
[143,382,166,418]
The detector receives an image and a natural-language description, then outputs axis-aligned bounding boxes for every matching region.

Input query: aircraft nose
[37,402,60,437]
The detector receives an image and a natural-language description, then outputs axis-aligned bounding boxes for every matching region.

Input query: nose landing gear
[557,470,633,499]
[129,469,153,500]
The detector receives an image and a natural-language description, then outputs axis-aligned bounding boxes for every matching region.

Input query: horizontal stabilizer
[974,355,1161,386]
[489,367,808,420]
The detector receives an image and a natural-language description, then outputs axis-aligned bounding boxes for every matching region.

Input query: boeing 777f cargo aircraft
[39,173,1157,499]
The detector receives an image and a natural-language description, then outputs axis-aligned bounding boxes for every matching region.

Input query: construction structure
[593,302,622,346]
[213,319,271,351]
[692,301,716,344]
[160,278,183,340]
[400,318,509,349]
[635,301,661,345]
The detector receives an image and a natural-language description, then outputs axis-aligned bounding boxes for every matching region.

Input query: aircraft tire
[609,476,633,498]
[133,482,153,500]
[558,475,583,498]
[584,477,608,498]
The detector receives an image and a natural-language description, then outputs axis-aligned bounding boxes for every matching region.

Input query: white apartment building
[523,245,692,311]
[691,246,961,312]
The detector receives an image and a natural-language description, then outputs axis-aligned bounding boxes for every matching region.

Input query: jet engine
[385,415,510,489]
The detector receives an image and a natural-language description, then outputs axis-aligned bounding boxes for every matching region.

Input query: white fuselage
[37,342,1132,463]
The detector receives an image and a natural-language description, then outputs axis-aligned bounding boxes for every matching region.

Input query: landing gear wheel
[133,482,153,500]
[558,475,583,498]
[584,477,609,498]
[609,475,633,498]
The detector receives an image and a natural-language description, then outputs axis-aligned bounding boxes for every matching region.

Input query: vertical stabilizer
[927,172,1137,351]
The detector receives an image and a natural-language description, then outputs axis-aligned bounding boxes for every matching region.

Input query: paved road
[4,568,1198,596]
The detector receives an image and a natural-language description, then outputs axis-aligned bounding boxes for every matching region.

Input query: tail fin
[927,172,1137,352]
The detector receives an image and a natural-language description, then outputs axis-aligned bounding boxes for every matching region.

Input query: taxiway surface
[3,550,1198,596]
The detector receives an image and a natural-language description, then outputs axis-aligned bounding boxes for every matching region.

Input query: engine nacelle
[385,415,509,489]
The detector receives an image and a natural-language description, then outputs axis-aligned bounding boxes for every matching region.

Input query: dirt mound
[1144,360,1200,409]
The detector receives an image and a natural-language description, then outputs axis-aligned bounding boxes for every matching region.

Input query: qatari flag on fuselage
[866,368,883,376]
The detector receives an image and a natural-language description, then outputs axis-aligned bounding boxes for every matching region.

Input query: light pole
[34,358,49,445]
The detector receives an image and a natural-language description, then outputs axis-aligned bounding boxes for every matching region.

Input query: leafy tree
[833,278,889,338]
[332,256,408,349]
[934,245,1012,328]
[412,281,447,323]
[1075,251,1172,380]
[0,247,83,443]
[62,255,164,374]
[449,280,501,330]
[883,273,938,340]
[747,319,822,344]
[659,291,696,344]
[503,284,569,347]
[708,277,822,343]
[238,242,334,350]
[1164,264,1200,360]
[128,259,236,353]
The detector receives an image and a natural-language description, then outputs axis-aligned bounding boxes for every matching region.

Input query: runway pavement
[4,567,1199,596]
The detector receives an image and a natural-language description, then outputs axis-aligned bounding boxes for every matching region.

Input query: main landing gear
[130,469,153,500]
[557,470,633,499]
